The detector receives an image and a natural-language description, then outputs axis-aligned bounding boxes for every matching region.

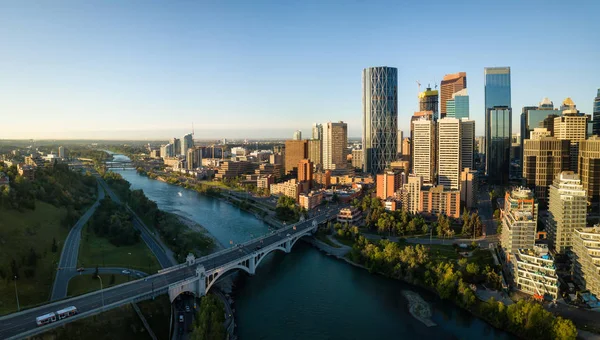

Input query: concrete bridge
[0,208,339,340]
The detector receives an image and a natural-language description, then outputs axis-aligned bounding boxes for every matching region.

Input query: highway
[51,182,105,300]
[0,206,340,340]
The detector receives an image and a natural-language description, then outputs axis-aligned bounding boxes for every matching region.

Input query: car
[185,305,190,312]
[179,314,184,323]
[76,267,85,272]
[122,270,130,275]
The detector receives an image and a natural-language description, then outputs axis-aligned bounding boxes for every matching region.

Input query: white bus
[56,306,78,320]
[36,312,57,326]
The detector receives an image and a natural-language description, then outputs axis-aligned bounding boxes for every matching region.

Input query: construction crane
[416,80,421,95]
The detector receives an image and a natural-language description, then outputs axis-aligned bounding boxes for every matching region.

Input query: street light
[14,276,20,312]
[98,275,105,309]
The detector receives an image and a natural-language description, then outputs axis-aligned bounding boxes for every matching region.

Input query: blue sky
[0,1,598,140]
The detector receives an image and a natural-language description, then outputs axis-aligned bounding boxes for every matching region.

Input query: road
[477,184,497,237]
[0,207,341,340]
[51,182,105,300]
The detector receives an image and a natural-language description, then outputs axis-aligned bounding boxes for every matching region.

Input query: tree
[191,295,226,340]
[51,237,58,253]
[551,317,577,340]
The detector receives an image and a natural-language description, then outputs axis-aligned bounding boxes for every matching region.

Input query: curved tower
[362,66,398,175]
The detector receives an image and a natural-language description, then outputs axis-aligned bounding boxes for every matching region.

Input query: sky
[0,1,598,140]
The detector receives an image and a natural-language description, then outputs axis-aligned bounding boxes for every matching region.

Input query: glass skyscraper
[362,66,398,175]
[446,88,469,119]
[594,89,600,136]
[484,67,511,183]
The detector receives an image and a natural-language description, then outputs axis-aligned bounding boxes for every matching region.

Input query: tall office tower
[312,123,323,140]
[546,171,587,253]
[500,188,538,262]
[297,159,314,183]
[419,87,439,120]
[58,146,66,159]
[437,118,461,190]
[530,127,551,140]
[412,119,435,184]
[446,89,470,119]
[520,98,561,163]
[293,130,302,140]
[182,133,194,156]
[555,97,588,172]
[486,107,512,185]
[402,137,411,159]
[440,72,467,118]
[522,134,570,205]
[594,89,600,136]
[170,138,181,156]
[186,147,202,170]
[579,136,600,213]
[376,170,402,199]
[572,226,600,298]
[460,119,475,171]
[484,67,511,108]
[160,143,174,158]
[322,121,348,170]
[284,140,308,175]
[397,130,404,155]
[307,139,322,168]
[460,168,477,209]
[362,66,398,175]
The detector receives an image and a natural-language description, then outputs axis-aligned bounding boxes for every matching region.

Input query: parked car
[122,270,130,275]
[179,314,184,323]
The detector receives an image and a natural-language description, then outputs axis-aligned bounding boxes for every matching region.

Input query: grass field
[315,230,340,248]
[0,201,68,315]
[78,225,162,274]
[333,235,355,247]
[67,274,130,297]
[396,239,459,261]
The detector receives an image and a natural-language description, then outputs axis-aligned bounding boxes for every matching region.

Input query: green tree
[551,317,577,340]
[191,295,226,340]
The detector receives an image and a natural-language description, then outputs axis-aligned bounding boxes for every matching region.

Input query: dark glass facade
[484,67,511,109]
[486,107,512,185]
[594,89,600,136]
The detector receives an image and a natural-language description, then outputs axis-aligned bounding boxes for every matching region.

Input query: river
[111,156,512,339]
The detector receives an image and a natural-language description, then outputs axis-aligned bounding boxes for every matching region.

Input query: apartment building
[514,245,559,300]
[572,226,600,298]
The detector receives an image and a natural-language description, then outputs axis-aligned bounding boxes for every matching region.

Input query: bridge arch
[205,264,251,293]
[254,246,287,269]
[289,234,309,249]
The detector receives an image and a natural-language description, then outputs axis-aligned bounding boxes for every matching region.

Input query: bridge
[0,209,339,340]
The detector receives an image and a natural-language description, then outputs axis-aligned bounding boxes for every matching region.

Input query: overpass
[0,208,340,340]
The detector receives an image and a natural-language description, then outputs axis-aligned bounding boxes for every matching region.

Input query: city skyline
[1,1,598,140]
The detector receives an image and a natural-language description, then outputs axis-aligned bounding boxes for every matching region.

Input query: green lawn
[396,239,459,261]
[67,274,130,297]
[333,235,355,247]
[78,225,161,274]
[0,201,68,315]
[315,230,340,248]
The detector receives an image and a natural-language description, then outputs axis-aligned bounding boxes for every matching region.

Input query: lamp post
[14,276,20,312]
[98,275,105,309]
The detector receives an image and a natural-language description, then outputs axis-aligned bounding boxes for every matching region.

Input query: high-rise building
[170,138,181,156]
[362,66,398,175]
[501,187,538,262]
[520,98,561,166]
[513,245,559,300]
[397,130,404,155]
[402,137,410,159]
[594,89,600,136]
[351,149,363,169]
[419,87,439,120]
[182,133,194,156]
[460,119,475,171]
[547,171,587,253]
[412,119,435,184]
[186,147,202,170]
[58,146,66,159]
[284,140,308,175]
[376,170,402,199]
[419,185,461,218]
[486,106,512,185]
[160,143,174,158]
[323,121,347,170]
[437,118,461,190]
[403,174,423,214]
[297,159,314,184]
[555,97,588,172]
[307,139,322,168]
[293,130,302,141]
[530,127,551,140]
[522,135,570,205]
[446,89,469,120]
[440,72,467,118]
[572,226,600,298]
[484,67,511,109]
[312,123,323,140]
[579,136,600,213]
[460,168,477,209]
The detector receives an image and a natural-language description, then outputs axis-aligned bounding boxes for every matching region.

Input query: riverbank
[174,214,225,251]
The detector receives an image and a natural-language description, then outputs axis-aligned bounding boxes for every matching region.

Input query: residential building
[376,170,402,199]
[594,89,600,136]
[299,191,324,210]
[257,175,274,191]
[579,136,600,213]
[314,170,332,188]
[440,72,467,118]
[186,147,202,170]
[270,153,283,166]
[460,119,475,171]
[160,143,174,159]
[58,146,66,159]
[351,149,363,169]
[514,245,559,300]
[150,149,161,158]
[312,123,323,140]
[522,136,570,204]
[215,161,258,180]
[420,185,461,218]
[412,119,435,184]
[170,138,181,156]
[446,89,470,119]
[437,118,461,190]
[298,159,313,183]
[547,172,587,253]
[419,87,439,121]
[572,226,600,298]
[308,139,322,168]
[293,130,302,140]
[17,164,35,180]
[323,121,348,170]
[486,106,512,185]
[284,140,308,175]
[460,168,477,209]
[337,207,362,224]
[362,66,398,175]
[231,147,247,157]
[25,155,44,168]
[255,163,283,179]
[403,175,423,214]
[182,133,194,156]
[501,187,538,261]
[273,145,285,154]
[270,179,308,201]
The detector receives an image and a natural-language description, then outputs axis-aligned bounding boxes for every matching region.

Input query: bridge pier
[248,256,256,275]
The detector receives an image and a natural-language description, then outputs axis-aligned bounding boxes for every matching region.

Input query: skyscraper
[555,97,588,172]
[397,130,404,155]
[293,130,302,140]
[486,107,512,185]
[419,87,439,120]
[579,136,600,213]
[412,119,435,184]
[297,159,314,184]
[284,140,308,175]
[520,98,561,167]
[460,119,475,171]
[307,139,322,168]
[547,171,587,253]
[376,170,402,199]
[182,133,194,156]
[170,138,181,156]
[323,121,347,170]
[437,118,461,190]
[594,89,600,136]
[446,89,469,119]
[312,123,323,140]
[362,66,398,175]
[440,72,467,118]
[484,67,511,109]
